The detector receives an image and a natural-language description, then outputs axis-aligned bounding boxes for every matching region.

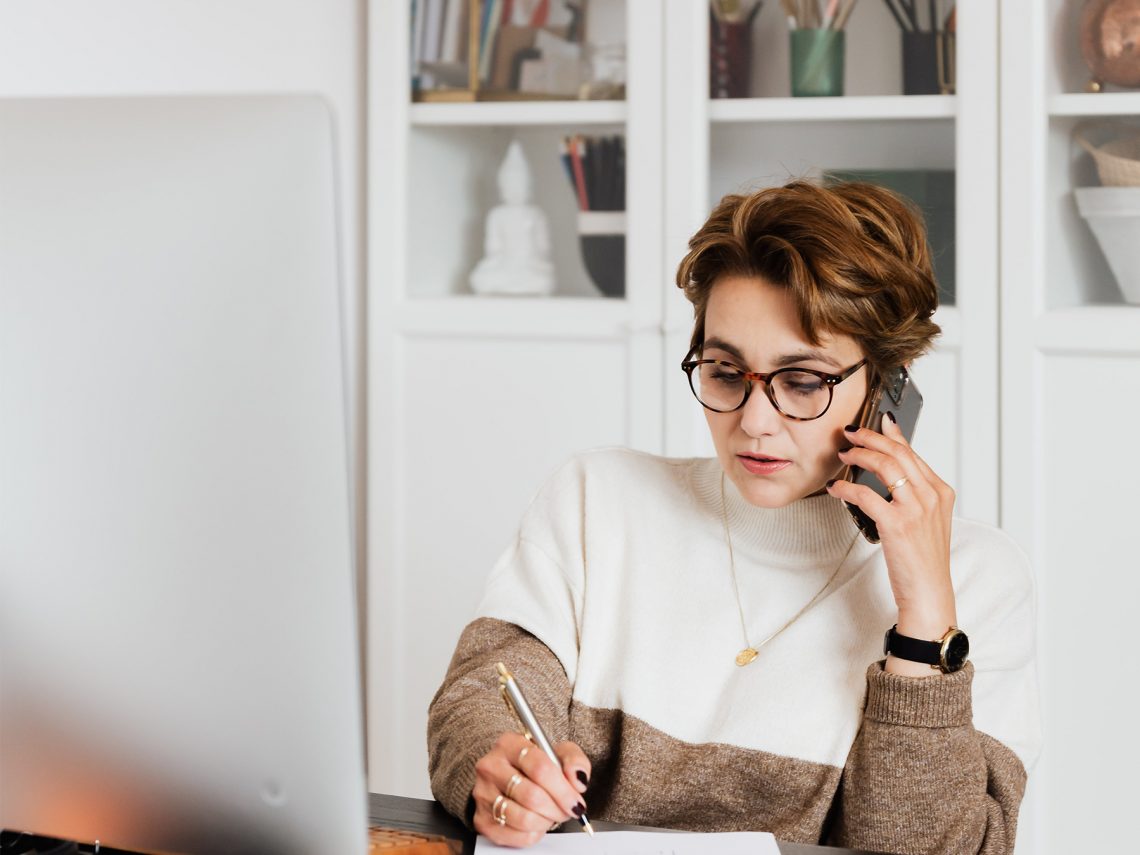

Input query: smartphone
[841,365,923,544]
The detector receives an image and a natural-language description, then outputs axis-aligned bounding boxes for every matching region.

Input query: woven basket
[367,826,462,854]
[1075,121,1140,187]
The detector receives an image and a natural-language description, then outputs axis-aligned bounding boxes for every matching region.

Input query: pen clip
[498,666,538,743]
[499,682,533,741]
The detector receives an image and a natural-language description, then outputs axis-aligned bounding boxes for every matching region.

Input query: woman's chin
[730,470,800,509]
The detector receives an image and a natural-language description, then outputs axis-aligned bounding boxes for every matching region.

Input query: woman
[427,180,1041,854]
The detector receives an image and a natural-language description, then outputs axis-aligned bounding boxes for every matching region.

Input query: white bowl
[1075,186,1140,304]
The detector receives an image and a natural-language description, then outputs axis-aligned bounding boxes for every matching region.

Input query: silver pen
[496,662,595,836]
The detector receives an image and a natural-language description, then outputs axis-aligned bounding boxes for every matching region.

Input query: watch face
[943,631,970,672]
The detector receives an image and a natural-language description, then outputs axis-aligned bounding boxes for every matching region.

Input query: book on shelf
[412,0,588,103]
[413,0,470,91]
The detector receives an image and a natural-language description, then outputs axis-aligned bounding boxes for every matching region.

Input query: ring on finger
[887,476,909,496]
[492,794,509,826]
[505,772,523,800]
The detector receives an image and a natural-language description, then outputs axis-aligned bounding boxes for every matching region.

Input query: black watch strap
[883,624,942,666]
[883,624,970,673]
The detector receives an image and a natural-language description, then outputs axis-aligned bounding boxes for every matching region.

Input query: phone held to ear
[842,366,923,544]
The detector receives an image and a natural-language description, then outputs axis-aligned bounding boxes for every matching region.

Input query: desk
[2,795,884,853]
[369,793,886,855]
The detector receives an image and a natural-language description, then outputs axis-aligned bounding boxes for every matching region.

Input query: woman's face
[700,274,869,508]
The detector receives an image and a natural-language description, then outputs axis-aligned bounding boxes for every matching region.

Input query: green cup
[791,29,845,97]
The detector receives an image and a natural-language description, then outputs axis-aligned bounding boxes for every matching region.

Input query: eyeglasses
[681,350,868,421]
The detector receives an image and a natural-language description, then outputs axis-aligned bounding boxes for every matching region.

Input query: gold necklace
[720,471,860,667]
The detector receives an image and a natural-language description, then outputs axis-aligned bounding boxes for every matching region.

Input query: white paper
[475,829,780,854]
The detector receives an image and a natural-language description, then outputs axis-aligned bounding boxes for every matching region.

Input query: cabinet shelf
[1035,306,1140,355]
[1049,93,1140,117]
[708,95,956,124]
[394,295,633,339]
[391,300,966,347]
[409,100,627,127]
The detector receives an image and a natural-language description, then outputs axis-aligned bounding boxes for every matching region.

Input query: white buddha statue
[469,140,555,296]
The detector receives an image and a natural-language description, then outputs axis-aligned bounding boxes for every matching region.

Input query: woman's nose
[738,384,784,437]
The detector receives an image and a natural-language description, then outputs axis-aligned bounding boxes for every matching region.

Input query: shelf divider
[709,95,956,124]
[1049,92,1140,117]
[410,100,627,127]
[394,295,633,339]
[1035,305,1140,355]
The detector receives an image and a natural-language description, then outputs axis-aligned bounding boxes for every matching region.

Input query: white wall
[0,0,367,704]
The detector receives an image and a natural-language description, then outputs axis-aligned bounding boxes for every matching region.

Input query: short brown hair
[675,179,941,378]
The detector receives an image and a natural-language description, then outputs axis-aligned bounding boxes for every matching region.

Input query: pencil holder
[902,31,955,95]
[790,29,845,98]
[577,211,625,299]
[710,16,755,98]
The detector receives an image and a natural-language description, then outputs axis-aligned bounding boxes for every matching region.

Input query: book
[422,0,446,63]
[479,0,505,84]
[439,0,465,63]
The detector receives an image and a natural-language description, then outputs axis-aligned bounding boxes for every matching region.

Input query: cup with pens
[782,1,859,97]
[560,134,625,299]
[883,0,956,95]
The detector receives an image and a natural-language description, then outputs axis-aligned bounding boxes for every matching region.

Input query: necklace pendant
[735,647,759,667]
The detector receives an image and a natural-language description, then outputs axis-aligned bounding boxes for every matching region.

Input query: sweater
[427,447,1042,854]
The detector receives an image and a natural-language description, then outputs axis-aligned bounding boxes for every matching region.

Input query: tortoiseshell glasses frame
[681,349,869,421]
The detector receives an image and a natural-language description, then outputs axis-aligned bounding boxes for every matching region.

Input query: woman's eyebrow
[772,350,842,369]
[703,337,842,370]
[702,337,747,363]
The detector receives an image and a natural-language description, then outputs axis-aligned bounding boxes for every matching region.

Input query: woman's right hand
[471,732,591,848]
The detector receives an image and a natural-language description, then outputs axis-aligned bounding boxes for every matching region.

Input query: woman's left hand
[826,412,958,670]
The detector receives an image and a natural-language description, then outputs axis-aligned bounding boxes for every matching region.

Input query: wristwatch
[883,624,970,673]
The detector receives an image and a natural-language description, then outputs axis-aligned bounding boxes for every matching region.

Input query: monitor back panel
[0,95,366,855]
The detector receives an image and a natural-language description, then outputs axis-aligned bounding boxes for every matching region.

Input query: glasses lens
[771,370,831,419]
[693,362,747,411]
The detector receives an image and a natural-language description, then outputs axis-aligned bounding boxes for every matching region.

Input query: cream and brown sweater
[427,448,1042,854]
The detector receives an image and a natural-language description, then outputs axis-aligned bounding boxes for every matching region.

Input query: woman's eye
[780,373,825,396]
[786,383,821,396]
[710,370,744,384]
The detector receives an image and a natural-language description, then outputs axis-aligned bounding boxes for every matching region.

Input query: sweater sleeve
[832,529,1042,855]
[833,662,1028,854]
[426,615,574,827]
[427,459,587,828]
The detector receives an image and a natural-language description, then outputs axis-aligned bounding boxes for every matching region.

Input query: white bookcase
[369,0,1008,821]
[1001,2,1140,854]
[370,0,664,801]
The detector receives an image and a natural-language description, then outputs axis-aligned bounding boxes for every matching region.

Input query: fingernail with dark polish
[576,770,589,787]
[886,411,897,424]
[572,803,585,818]
[844,424,858,432]
[826,479,837,489]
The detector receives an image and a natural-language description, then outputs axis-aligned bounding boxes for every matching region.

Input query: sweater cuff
[433,742,492,830]
[863,659,974,728]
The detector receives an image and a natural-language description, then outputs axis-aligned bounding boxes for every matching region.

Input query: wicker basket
[367,826,462,854]
[1075,121,1140,187]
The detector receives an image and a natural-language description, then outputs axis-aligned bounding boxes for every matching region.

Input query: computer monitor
[0,95,367,855]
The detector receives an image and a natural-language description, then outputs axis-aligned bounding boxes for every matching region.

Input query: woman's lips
[738,455,792,475]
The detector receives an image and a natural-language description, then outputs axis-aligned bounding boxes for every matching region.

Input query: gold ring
[492,794,508,826]
[517,746,529,764]
[505,772,523,800]
[887,476,909,495]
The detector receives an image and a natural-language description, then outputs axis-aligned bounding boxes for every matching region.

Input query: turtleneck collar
[690,456,861,566]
